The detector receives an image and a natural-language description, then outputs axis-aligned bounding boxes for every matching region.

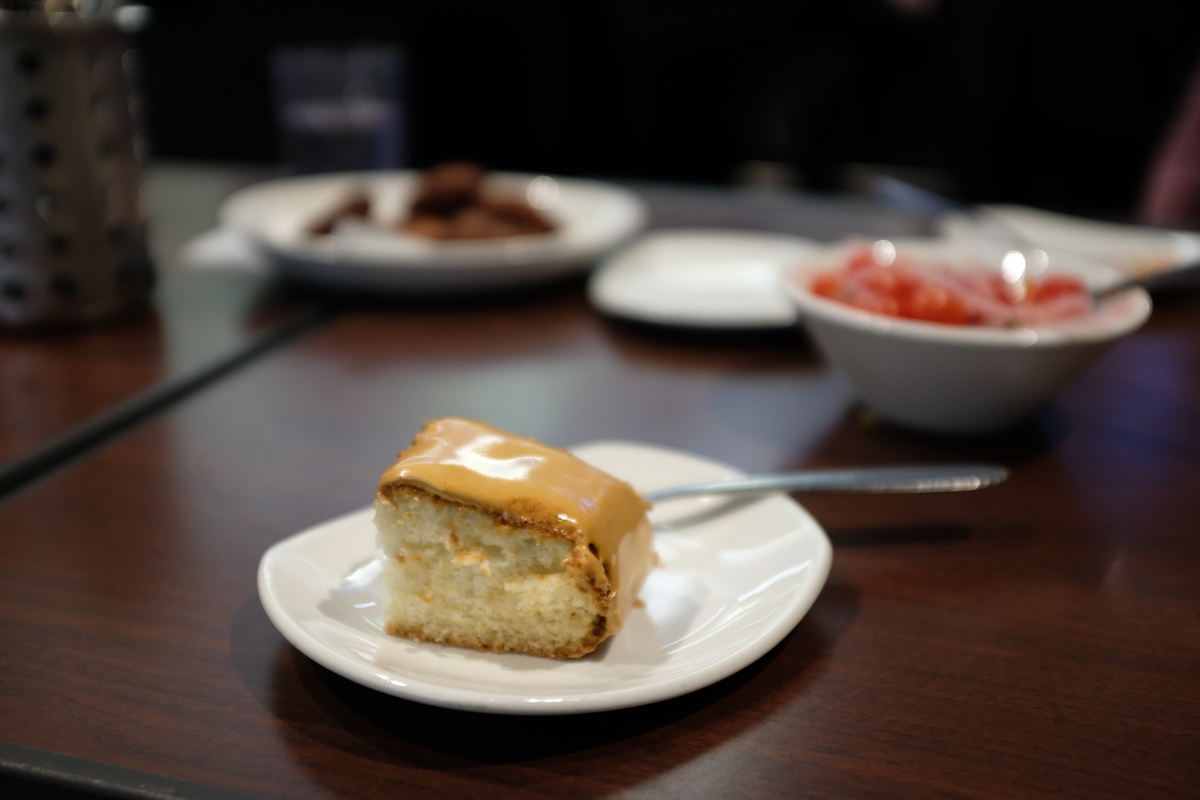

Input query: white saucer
[220,171,647,292]
[588,229,821,328]
[257,441,832,715]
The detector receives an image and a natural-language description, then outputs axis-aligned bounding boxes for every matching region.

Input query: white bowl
[783,239,1152,434]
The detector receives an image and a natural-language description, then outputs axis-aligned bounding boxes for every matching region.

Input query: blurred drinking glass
[269,44,404,174]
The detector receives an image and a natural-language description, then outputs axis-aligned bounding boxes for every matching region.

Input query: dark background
[134,0,1200,218]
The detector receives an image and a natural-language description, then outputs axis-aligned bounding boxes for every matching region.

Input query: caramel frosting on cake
[378,418,653,632]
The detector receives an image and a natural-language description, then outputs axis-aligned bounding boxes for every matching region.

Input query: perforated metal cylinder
[0,11,151,327]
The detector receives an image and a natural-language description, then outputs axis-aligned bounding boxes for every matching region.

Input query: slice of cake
[373,418,654,659]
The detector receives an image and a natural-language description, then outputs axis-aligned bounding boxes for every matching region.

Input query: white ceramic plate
[258,441,832,714]
[220,171,648,292]
[939,204,1200,278]
[588,229,821,328]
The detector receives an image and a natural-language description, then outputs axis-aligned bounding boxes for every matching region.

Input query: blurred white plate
[589,229,821,328]
[220,171,647,292]
[939,204,1200,278]
[258,441,831,715]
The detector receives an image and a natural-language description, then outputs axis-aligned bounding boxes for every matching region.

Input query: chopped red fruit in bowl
[783,239,1152,434]
[808,244,1092,328]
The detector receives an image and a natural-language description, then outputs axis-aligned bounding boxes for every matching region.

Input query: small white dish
[939,204,1200,278]
[220,171,647,292]
[258,441,832,715]
[589,229,821,328]
[784,238,1153,434]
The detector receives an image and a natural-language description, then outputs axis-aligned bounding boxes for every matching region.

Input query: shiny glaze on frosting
[378,418,653,626]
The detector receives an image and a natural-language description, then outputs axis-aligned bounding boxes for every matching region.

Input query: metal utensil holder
[0,9,151,327]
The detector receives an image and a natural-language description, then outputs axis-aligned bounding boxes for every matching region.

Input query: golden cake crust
[374,419,654,658]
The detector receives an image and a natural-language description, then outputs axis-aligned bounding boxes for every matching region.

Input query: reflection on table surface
[0,163,307,467]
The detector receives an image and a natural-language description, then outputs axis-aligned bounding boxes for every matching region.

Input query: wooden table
[0,163,319,492]
[1,166,1197,800]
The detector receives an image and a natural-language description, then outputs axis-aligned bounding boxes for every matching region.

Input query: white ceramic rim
[587,228,820,329]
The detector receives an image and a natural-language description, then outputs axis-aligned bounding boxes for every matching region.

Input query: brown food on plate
[402,161,556,240]
[408,161,486,217]
[305,190,371,236]
[373,418,654,659]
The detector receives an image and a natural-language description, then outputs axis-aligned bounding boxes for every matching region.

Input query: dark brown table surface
[0,163,313,471]
[1,167,1198,800]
